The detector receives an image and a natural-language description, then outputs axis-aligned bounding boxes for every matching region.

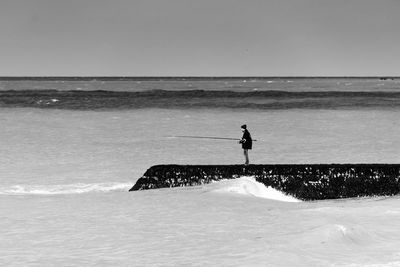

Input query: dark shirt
[240,130,252,150]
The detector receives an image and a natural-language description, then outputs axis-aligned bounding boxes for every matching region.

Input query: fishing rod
[168,135,258,141]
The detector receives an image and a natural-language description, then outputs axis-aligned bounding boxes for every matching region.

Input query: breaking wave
[0,182,132,195]
[208,176,301,202]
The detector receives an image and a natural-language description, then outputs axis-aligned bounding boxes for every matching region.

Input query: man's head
[241,124,247,132]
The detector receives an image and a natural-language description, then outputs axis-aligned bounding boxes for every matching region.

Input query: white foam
[334,224,348,235]
[209,176,300,202]
[0,182,132,195]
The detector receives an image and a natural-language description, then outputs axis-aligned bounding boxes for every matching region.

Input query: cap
[241,124,247,129]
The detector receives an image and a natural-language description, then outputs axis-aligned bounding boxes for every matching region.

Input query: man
[239,124,252,165]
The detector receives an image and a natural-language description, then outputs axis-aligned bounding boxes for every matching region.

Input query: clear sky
[1,0,399,76]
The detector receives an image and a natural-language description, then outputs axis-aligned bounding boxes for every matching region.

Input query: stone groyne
[129,164,400,200]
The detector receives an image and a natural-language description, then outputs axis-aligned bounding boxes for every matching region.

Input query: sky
[0,0,399,76]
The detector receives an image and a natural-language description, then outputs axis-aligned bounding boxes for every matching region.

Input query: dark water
[0,77,398,92]
[1,77,399,110]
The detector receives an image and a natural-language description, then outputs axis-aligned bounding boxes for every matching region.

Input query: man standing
[239,124,252,165]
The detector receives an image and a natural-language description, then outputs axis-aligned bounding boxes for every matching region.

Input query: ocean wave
[1,89,400,110]
[208,176,300,202]
[0,182,132,195]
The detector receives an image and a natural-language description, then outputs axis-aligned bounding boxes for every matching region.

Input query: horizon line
[0,76,398,80]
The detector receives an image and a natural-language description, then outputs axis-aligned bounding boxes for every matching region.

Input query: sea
[1,77,400,266]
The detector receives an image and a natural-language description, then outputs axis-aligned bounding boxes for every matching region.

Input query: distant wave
[0,182,132,195]
[1,89,400,110]
[208,176,300,202]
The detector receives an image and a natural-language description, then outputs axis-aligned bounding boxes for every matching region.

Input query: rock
[129,164,400,200]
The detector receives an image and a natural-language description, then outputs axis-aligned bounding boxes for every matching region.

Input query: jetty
[129,164,400,200]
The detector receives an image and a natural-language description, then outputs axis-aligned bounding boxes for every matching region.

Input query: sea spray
[209,176,300,202]
[0,182,132,195]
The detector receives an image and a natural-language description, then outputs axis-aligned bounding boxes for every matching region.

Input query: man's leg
[244,149,249,165]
